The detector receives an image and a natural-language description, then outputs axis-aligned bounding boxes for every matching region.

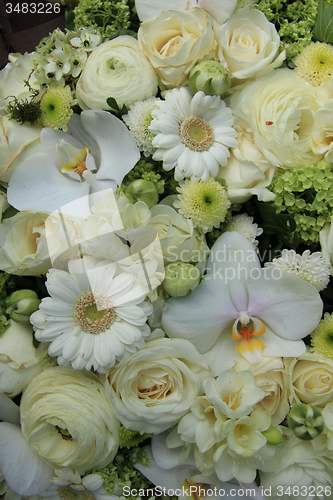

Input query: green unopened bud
[189,60,231,97]
[262,426,283,445]
[287,403,324,441]
[6,290,40,323]
[162,262,200,297]
[125,179,159,208]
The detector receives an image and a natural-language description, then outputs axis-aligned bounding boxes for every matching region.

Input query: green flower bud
[162,262,200,297]
[261,426,283,445]
[189,60,231,97]
[6,290,40,323]
[287,403,324,440]
[125,179,159,208]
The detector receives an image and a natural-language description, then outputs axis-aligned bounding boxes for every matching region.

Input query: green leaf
[313,0,333,44]
[106,97,120,111]
[65,9,75,31]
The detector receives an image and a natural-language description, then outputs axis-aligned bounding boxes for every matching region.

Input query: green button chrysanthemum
[294,41,333,86]
[174,178,230,232]
[311,312,333,361]
[40,85,74,131]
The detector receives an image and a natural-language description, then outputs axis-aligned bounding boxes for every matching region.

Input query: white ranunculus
[0,53,38,115]
[0,211,79,276]
[229,69,323,169]
[217,127,276,203]
[76,36,158,111]
[218,8,285,82]
[148,204,208,264]
[234,356,290,425]
[138,8,216,89]
[0,320,51,398]
[105,337,211,434]
[286,351,333,408]
[320,217,333,275]
[20,367,119,473]
[0,116,42,184]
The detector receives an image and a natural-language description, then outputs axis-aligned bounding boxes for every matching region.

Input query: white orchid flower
[135,0,237,25]
[162,232,323,376]
[7,110,140,218]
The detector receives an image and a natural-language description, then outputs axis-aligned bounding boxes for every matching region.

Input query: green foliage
[7,96,41,126]
[119,427,151,449]
[120,158,179,200]
[254,0,319,60]
[270,161,333,244]
[73,0,138,40]
[313,0,333,43]
[106,97,128,116]
[0,272,16,334]
[88,446,152,498]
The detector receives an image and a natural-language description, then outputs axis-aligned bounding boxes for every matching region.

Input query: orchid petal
[0,393,20,425]
[7,154,91,216]
[0,422,53,496]
[134,0,188,21]
[199,0,237,24]
[79,110,140,186]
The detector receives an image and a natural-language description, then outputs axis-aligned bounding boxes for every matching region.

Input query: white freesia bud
[76,36,158,111]
[0,320,50,398]
[20,367,119,473]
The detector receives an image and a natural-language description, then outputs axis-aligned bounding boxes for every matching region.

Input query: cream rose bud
[138,8,216,89]
[76,36,158,111]
[0,116,42,184]
[0,320,50,398]
[20,367,119,473]
[286,351,333,408]
[0,211,80,276]
[147,204,208,265]
[105,338,211,434]
[218,7,285,82]
[234,356,290,425]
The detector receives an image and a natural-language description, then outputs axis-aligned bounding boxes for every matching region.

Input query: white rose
[0,53,38,115]
[218,8,285,81]
[0,116,42,184]
[0,320,51,398]
[76,36,158,111]
[229,69,323,169]
[234,356,290,425]
[0,211,80,276]
[138,8,216,88]
[286,351,333,407]
[217,127,276,203]
[20,367,119,473]
[105,337,211,434]
[148,204,208,264]
[320,217,333,274]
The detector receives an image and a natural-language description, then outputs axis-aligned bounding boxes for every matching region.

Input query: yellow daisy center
[74,292,116,334]
[179,116,214,152]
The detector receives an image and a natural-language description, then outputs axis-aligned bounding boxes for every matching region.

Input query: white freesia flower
[218,8,285,81]
[150,87,238,181]
[0,53,38,114]
[0,116,42,184]
[135,0,237,26]
[138,9,216,89]
[311,98,333,161]
[0,211,80,276]
[39,469,113,500]
[76,36,158,111]
[229,69,323,169]
[31,257,153,373]
[286,351,333,408]
[0,320,50,398]
[260,427,333,499]
[105,337,211,434]
[320,216,333,275]
[7,110,140,218]
[162,232,323,375]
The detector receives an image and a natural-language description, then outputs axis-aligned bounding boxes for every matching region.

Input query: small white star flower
[149,87,238,181]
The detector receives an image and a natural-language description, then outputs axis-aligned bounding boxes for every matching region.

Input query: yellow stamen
[232,317,266,358]
[61,147,90,176]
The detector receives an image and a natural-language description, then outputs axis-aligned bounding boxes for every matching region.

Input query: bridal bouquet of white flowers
[1,1,333,499]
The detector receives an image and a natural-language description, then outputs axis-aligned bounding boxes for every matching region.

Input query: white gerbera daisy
[149,87,238,181]
[31,257,152,373]
[265,249,330,291]
[123,97,160,157]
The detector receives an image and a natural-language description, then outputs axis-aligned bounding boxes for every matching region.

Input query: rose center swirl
[74,292,116,334]
[179,116,214,152]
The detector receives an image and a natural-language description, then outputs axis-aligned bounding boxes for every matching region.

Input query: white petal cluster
[225,213,263,250]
